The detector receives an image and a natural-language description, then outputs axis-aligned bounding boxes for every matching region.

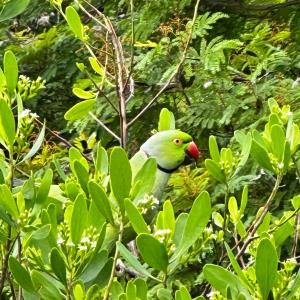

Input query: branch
[127,0,202,128]
[89,112,121,142]
[235,174,282,260]
[201,0,300,17]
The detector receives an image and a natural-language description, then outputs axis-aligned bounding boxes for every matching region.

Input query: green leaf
[74,160,89,195]
[240,186,248,215]
[19,120,45,163]
[136,234,168,272]
[110,147,132,214]
[203,264,251,299]
[205,159,226,183]
[125,199,150,234]
[117,242,161,281]
[157,288,173,300]
[270,124,285,160]
[88,181,114,225]
[132,158,156,201]
[209,136,220,162]
[0,100,16,148]
[72,87,94,99]
[4,50,18,97]
[80,250,108,283]
[50,248,66,285]
[173,213,188,247]
[134,278,148,300]
[162,200,175,237]
[65,6,84,40]
[31,224,51,240]
[224,243,253,292]
[250,139,274,172]
[175,286,192,300]
[0,184,18,219]
[31,270,63,299]
[71,194,88,244]
[228,196,239,224]
[256,238,278,300]
[0,0,30,22]
[287,268,300,299]
[172,191,211,260]
[89,57,105,76]
[95,144,108,176]
[9,256,35,293]
[35,169,53,206]
[64,99,95,121]
[158,108,175,131]
[282,141,291,173]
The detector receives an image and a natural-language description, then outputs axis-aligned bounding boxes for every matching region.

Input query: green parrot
[130,129,199,200]
[104,129,199,251]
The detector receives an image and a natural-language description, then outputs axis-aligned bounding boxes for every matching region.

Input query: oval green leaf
[64,99,95,121]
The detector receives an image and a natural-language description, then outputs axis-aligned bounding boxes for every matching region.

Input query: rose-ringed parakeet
[130,129,199,200]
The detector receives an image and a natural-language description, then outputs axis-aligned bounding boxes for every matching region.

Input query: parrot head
[140,130,199,172]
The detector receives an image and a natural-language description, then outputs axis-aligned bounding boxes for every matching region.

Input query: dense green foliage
[1,0,300,299]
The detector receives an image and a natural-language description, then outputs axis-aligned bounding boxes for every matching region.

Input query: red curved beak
[186,141,200,161]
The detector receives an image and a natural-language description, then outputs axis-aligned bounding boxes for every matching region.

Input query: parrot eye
[173,138,182,145]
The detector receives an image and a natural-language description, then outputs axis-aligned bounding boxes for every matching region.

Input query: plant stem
[103,220,124,300]
[235,174,282,260]
[127,0,202,128]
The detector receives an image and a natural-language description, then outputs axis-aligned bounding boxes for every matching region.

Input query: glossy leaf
[203,264,251,299]
[4,50,18,97]
[89,57,105,76]
[158,108,175,131]
[205,159,226,183]
[172,191,211,260]
[136,233,168,272]
[95,144,108,176]
[50,248,66,285]
[0,0,30,21]
[117,241,161,281]
[124,199,150,234]
[64,99,95,121]
[256,238,278,300]
[71,194,88,244]
[0,184,18,219]
[209,135,220,162]
[9,256,35,293]
[270,124,285,160]
[89,181,114,225]
[72,87,94,99]
[65,6,84,40]
[110,147,132,214]
[250,139,274,172]
[80,250,108,283]
[35,169,53,206]
[74,160,89,195]
[0,100,16,148]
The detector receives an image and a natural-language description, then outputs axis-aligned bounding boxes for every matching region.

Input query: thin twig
[103,220,124,300]
[235,174,282,260]
[89,112,121,142]
[127,0,201,128]
[35,118,73,148]
[85,70,119,113]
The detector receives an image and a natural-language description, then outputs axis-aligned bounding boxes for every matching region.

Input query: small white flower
[277,162,284,169]
[80,236,90,244]
[203,80,213,89]
[66,241,75,247]
[154,229,171,236]
[287,111,293,116]
[57,237,63,245]
[19,109,31,119]
[29,112,39,119]
[91,241,97,249]
[78,245,88,251]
